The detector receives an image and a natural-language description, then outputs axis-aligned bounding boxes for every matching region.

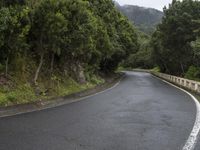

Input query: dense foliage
[0,0,139,84]
[123,31,153,69]
[150,0,200,78]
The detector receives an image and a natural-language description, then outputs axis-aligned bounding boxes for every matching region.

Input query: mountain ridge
[114,2,164,34]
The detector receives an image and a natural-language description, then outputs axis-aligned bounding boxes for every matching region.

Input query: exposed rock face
[69,62,86,84]
[76,63,86,84]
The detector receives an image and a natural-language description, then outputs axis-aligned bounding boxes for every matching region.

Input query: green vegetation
[115,3,163,34]
[122,0,200,82]
[123,31,153,69]
[0,74,99,106]
[2,0,200,106]
[185,66,200,81]
[150,0,200,79]
[151,66,161,73]
[0,0,139,106]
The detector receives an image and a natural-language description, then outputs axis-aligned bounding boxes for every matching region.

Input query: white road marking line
[0,75,124,118]
[153,75,200,150]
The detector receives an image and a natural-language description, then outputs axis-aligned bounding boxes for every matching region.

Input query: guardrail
[152,72,200,94]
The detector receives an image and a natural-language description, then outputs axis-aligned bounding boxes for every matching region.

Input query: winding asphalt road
[0,72,198,150]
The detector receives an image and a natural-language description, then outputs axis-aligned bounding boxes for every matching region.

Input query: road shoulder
[152,73,200,150]
[0,73,124,118]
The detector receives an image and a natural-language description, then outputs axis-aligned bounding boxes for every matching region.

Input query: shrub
[151,66,160,72]
[0,63,4,72]
[90,75,104,85]
[0,94,7,106]
[185,66,200,81]
[6,93,17,103]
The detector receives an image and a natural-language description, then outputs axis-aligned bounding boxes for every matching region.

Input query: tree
[0,0,139,85]
[125,31,153,69]
[150,0,200,75]
[31,0,68,84]
[0,6,30,77]
[0,0,26,7]
[191,37,200,67]
[88,0,139,72]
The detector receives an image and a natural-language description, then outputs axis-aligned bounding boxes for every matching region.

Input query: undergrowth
[0,73,104,106]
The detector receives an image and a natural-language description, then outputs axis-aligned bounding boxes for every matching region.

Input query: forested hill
[124,0,200,82]
[115,2,163,34]
[0,0,139,106]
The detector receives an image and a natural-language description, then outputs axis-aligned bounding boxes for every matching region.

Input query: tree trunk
[163,62,169,73]
[34,53,44,85]
[180,62,185,75]
[5,57,9,77]
[50,53,55,74]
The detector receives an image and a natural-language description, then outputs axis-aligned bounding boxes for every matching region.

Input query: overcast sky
[115,0,172,11]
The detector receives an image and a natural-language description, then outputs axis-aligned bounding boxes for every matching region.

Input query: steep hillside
[115,2,163,34]
[0,0,139,106]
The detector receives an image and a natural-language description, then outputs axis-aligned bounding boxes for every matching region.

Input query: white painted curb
[153,75,200,150]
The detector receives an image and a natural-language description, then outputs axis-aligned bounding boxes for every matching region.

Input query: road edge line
[0,75,125,118]
[152,75,200,150]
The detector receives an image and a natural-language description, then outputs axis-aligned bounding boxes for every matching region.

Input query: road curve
[0,72,197,150]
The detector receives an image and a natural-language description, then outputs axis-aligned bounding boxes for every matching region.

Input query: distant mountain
[115,2,164,34]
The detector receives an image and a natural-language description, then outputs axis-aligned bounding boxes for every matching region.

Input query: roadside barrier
[152,72,200,94]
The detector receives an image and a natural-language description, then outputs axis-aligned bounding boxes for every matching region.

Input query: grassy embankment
[0,73,104,107]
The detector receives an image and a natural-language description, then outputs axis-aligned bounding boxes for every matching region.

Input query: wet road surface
[0,72,197,150]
